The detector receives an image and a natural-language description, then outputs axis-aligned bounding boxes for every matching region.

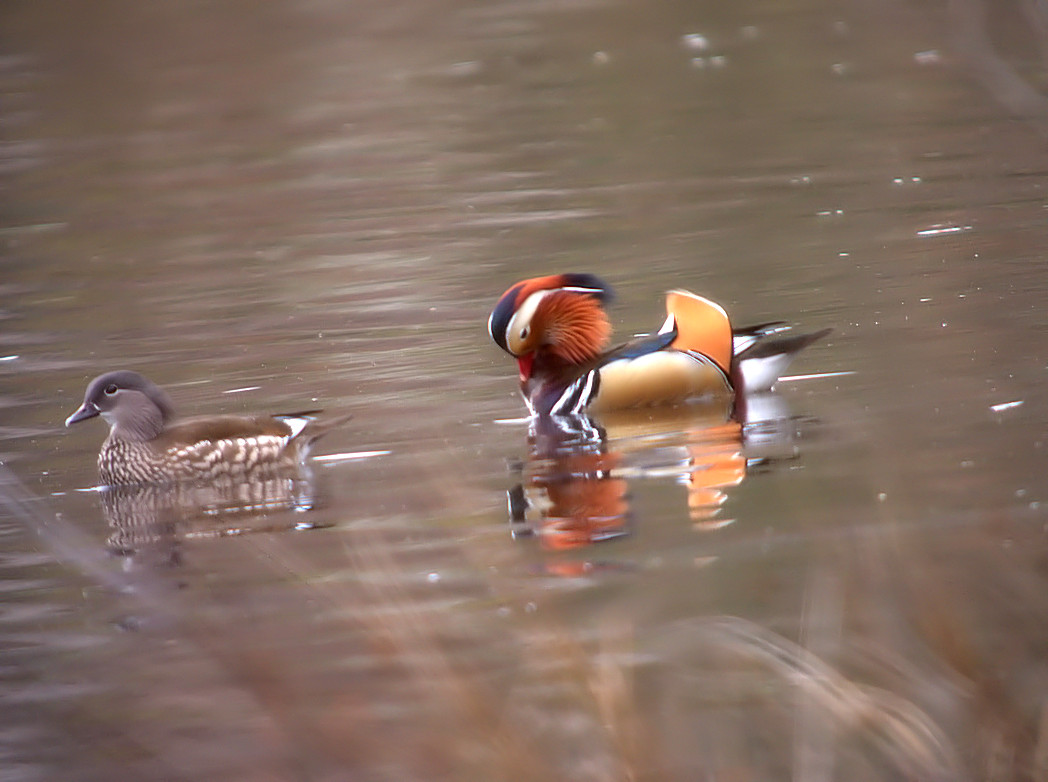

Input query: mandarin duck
[488,273,830,416]
[65,370,350,486]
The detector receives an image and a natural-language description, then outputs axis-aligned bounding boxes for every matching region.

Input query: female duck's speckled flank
[65,370,350,486]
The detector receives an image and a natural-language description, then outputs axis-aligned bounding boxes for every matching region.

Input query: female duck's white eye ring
[104,384,118,395]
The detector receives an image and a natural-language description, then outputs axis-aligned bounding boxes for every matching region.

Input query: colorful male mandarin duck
[487,274,831,416]
[65,370,350,486]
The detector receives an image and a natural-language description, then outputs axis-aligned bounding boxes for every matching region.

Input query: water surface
[4,0,1048,779]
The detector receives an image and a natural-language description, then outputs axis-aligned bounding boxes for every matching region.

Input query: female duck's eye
[104,384,118,395]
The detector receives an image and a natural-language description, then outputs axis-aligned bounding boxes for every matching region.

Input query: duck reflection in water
[100,470,322,567]
[507,392,806,551]
[508,413,631,550]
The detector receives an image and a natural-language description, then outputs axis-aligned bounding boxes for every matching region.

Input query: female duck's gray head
[65,370,176,442]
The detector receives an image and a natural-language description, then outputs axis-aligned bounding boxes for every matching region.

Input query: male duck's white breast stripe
[550,370,599,416]
[525,396,537,416]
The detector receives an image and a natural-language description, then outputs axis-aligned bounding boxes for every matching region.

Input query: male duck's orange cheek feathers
[541,294,612,365]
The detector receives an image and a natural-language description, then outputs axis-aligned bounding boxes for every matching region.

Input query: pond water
[4,0,1048,779]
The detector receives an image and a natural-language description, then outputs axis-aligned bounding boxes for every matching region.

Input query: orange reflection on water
[506,393,805,553]
[509,415,629,551]
[508,400,756,550]
[682,421,746,525]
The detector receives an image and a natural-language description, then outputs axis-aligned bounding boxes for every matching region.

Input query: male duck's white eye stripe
[559,286,604,295]
[504,285,606,348]
[506,290,550,344]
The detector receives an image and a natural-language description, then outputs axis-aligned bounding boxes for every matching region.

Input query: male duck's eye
[104,384,118,395]
[519,326,530,340]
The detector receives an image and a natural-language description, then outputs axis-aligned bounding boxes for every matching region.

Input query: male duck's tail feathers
[733,327,832,392]
[732,321,790,355]
[662,290,733,375]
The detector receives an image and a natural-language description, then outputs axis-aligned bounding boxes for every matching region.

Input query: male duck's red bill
[487,273,831,417]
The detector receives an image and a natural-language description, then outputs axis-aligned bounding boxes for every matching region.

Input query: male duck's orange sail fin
[664,290,733,375]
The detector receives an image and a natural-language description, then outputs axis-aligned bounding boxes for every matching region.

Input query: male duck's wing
[600,330,678,362]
